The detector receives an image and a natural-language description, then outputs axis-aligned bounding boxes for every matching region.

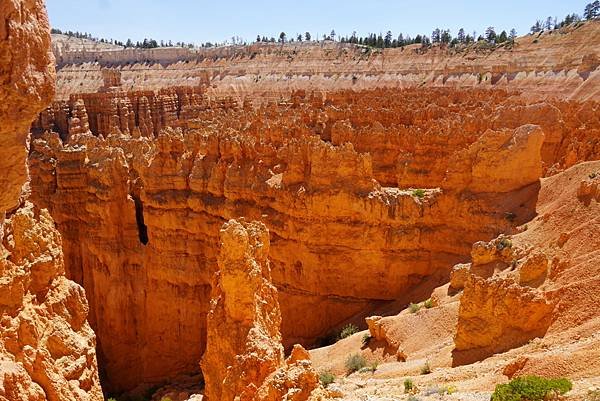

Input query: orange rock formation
[14,16,600,400]
[51,21,600,101]
[0,1,102,400]
[310,160,600,398]
[27,86,598,393]
[201,219,325,401]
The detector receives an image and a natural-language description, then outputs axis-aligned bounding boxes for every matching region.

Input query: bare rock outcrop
[0,0,55,212]
[453,272,554,366]
[201,219,324,401]
[0,203,103,401]
[0,1,102,400]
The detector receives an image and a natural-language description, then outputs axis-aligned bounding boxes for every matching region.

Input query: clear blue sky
[47,0,589,44]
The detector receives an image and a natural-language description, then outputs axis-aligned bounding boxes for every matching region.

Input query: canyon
[1,2,599,400]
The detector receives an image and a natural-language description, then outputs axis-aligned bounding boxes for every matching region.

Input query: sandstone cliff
[0,1,102,400]
[0,203,102,401]
[27,87,562,393]
[309,161,600,398]
[202,219,325,401]
[52,21,600,101]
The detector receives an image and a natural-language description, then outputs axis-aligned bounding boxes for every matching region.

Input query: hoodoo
[201,220,325,401]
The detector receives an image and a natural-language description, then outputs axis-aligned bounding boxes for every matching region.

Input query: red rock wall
[28,88,574,393]
[0,1,102,400]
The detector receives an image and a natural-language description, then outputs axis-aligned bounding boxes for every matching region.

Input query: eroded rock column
[201,219,325,401]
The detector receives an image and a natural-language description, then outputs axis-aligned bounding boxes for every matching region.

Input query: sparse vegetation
[409,303,421,313]
[339,324,359,339]
[423,385,457,396]
[367,361,379,373]
[345,354,367,374]
[404,378,414,393]
[408,396,421,401]
[497,238,513,250]
[491,376,572,401]
[420,362,432,375]
[362,333,372,346]
[412,189,426,199]
[161,398,173,401]
[319,371,336,387]
[423,298,434,309]
[587,388,600,401]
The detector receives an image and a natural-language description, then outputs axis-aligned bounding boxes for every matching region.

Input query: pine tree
[485,27,496,42]
[431,28,441,43]
[330,29,336,41]
[585,1,600,19]
[305,32,311,41]
[509,29,517,42]
[384,31,393,47]
[498,30,508,43]
[279,32,286,43]
[530,20,543,33]
[457,28,466,43]
[441,30,451,44]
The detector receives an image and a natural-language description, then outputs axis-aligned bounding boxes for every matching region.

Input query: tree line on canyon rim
[51,1,600,50]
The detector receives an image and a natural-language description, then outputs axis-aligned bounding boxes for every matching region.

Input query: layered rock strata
[0,0,102,400]
[52,21,600,101]
[28,88,554,393]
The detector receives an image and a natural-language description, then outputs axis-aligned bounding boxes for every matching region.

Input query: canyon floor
[1,4,600,401]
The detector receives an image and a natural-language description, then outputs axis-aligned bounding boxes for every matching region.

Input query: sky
[46,0,590,45]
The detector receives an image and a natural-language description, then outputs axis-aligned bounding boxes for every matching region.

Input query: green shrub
[420,362,431,375]
[491,376,572,401]
[412,189,426,198]
[361,334,372,346]
[366,361,378,373]
[404,378,414,393]
[161,398,173,401]
[107,399,117,401]
[319,371,335,387]
[497,238,512,250]
[409,303,421,313]
[339,324,359,339]
[408,396,420,401]
[423,299,434,309]
[345,354,367,374]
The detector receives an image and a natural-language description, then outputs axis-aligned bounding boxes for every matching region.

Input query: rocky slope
[310,159,600,400]
[52,21,600,101]
[1,1,102,400]
[27,86,600,394]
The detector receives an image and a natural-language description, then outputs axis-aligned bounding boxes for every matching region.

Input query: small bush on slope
[339,324,359,339]
[404,378,414,393]
[409,303,421,313]
[345,354,367,373]
[491,376,572,401]
[319,371,335,387]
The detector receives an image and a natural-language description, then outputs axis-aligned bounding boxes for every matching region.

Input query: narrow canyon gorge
[1,1,600,400]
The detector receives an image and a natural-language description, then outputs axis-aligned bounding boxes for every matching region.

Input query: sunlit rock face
[0,1,102,400]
